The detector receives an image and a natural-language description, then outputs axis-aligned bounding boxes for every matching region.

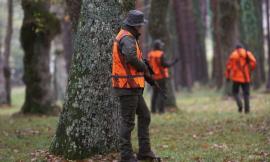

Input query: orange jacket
[111,29,145,88]
[225,48,256,83]
[148,50,169,80]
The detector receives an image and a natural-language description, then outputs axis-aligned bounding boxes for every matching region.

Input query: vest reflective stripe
[148,50,169,80]
[112,29,145,88]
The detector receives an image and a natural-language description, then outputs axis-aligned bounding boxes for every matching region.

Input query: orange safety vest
[148,50,169,80]
[225,48,256,83]
[111,29,145,88]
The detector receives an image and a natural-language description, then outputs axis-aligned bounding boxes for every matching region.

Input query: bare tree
[266,0,270,91]
[3,0,13,105]
[239,0,265,88]
[148,0,177,108]
[173,0,195,90]
[192,0,209,84]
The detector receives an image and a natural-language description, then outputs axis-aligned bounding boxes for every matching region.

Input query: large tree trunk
[239,0,265,88]
[50,0,134,159]
[20,0,60,114]
[266,0,270,91]
[3,0,13,105]
[211,0,239,90]
[148,0,177,108]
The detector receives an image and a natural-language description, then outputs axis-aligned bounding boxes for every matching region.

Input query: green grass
[0,87,270,161]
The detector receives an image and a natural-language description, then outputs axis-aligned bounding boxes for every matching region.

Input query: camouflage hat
[123,10,148,27]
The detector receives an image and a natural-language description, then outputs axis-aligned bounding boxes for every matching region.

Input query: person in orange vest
[148,39,178,114]
[225,45,256,113]
[111,10,160,162]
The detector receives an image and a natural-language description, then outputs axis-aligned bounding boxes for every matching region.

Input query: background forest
[0,0,269,161]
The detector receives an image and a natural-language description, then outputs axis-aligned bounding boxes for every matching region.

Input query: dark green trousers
[232,82,250,113]
[119,95,151,160]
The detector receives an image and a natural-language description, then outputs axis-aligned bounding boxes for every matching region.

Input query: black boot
[137,150,161,161]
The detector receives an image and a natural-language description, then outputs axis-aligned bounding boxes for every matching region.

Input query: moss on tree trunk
[20,0,60,114]
[50,0,134,159]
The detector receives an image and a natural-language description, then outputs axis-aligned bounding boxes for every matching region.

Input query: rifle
[143,59,167,99]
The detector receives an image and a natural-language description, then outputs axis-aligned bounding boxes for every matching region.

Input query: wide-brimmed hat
[123,10,148,27]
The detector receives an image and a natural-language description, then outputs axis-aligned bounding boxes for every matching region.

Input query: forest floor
[0,87,270,162]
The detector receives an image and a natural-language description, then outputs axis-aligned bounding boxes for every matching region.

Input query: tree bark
[148,0,177,108]
[266,0,270,91]
[192,0,209,84]
[3,0,13,105]
[239,0,265,88]
[64,0,82,73]
[211,0,239,90]
[50,0,133,159]
[65,0,82,33]
[173,0,195,90]
[20,0,60,114]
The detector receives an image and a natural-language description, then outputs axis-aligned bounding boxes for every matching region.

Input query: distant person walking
[225,45,256,113]
[148,40,178,114]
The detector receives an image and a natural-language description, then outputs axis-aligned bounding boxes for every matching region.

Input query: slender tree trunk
[148,0,177,108]
[266,0,270,91]
[20,0,60,115]
[211,0,239,90]
[240,0,265,88]
[50,0,134,159]
[3,0,13,105]
[0,56,7,105]
[173,0,194,90]
[211,0,223,89]
[62,15,73,73]
[192,0,209,84]
[0,3,7,105]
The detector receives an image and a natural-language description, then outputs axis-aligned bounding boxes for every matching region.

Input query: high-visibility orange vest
[148,50,169,80]
[111,29,145,88]
[225,48,256,83]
